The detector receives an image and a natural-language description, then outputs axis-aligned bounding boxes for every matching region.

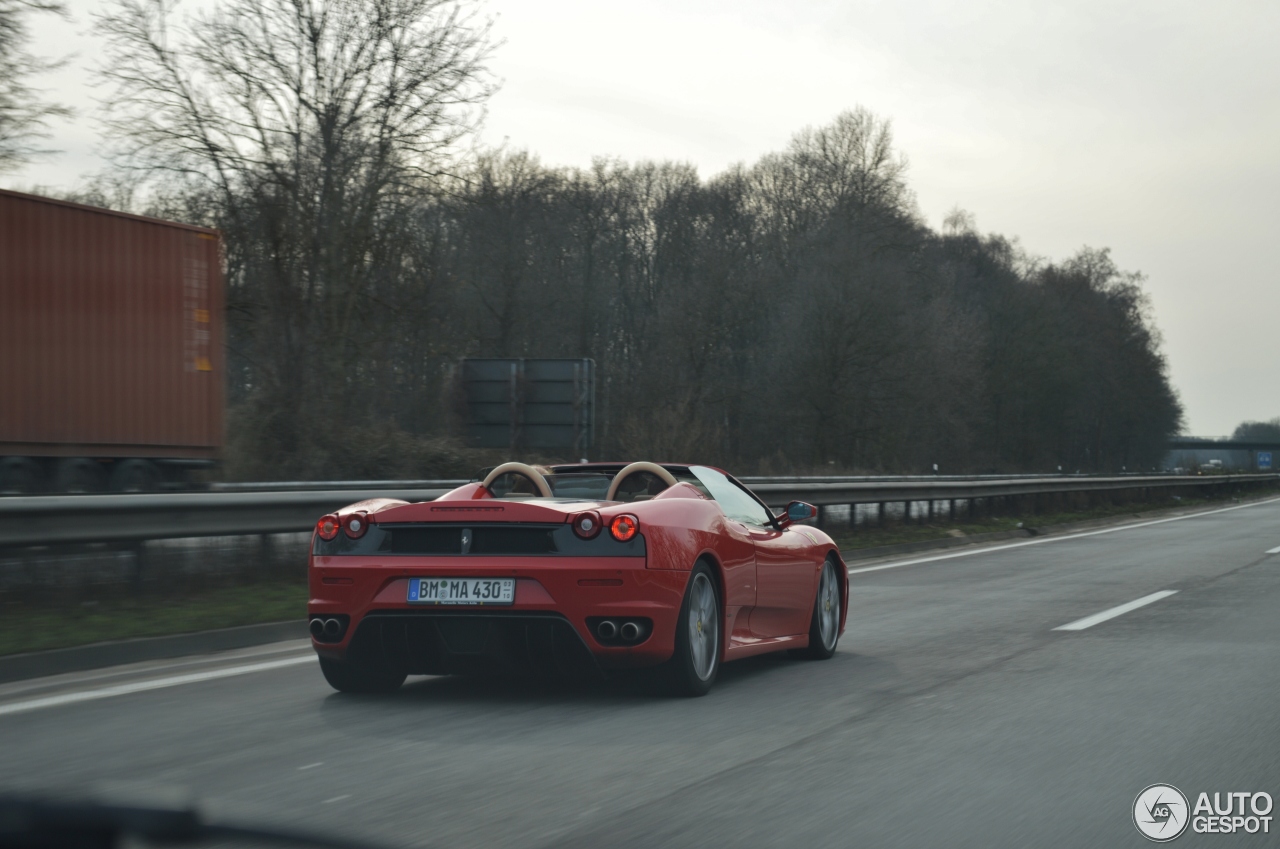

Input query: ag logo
[1134,784,1190,841]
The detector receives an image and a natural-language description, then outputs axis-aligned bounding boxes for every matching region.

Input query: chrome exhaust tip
[597,620,618,640]
[323,618,342,638]
[309,618,326,639]
[619,621,641,642]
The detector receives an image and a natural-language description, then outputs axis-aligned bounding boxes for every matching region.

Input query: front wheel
[319,656,407,694]
[662,564,721,697]
[796,558,842,660]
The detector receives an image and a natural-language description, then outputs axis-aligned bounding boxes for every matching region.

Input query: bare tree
[97,0,493,187]
[0,0,70,172]
[1233,419,1280,442]
[96,0,495,475]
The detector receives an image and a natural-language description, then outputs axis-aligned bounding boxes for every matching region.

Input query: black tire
[795,558,842,660]
[0,457,43,494]
[109,459,162,492]
[661,563,721,697]
[53,458,107,493]
[318,656,407,694]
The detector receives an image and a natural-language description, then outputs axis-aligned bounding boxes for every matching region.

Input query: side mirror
[778,500,817,527]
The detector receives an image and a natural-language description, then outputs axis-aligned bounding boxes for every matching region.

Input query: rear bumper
[308,555,688,670]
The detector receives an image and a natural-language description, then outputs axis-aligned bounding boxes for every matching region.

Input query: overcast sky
[8,0,1278,436]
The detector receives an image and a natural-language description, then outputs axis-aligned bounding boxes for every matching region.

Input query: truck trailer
[0,188,224,492]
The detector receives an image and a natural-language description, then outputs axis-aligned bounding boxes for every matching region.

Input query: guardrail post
[927,500,935,522]
[877,502,886,526]
[258,533,273,574]
[130,540,147,588]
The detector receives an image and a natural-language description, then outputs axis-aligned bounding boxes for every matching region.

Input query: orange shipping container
[0,188,224,491]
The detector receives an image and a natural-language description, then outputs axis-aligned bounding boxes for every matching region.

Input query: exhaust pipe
[323,618,342,638]
[309,618,326,639]
[619,621,641,642]
[597,620,618,640]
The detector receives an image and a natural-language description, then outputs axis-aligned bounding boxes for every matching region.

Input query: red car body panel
[307,464,848,674]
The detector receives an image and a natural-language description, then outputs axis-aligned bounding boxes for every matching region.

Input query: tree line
[1231,420,1280,442]
[4,0,1184,478]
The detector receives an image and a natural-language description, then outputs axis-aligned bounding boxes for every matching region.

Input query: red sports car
[308,461,848,696]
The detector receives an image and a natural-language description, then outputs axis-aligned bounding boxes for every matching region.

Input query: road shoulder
[0,619,307,684]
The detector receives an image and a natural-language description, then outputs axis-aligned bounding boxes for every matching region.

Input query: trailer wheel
[0,458,43,494]
[109,459,161,492]
[53,458,107,493]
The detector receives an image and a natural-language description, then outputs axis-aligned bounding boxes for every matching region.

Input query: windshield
[545,472,611,499]
[489,469,698,502]
[689,465,773,526]
[486,471,642,501]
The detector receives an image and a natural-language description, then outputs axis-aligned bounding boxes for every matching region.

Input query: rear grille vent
[389,527,462,555]
[313,522,644,557]
[471,527,555,554]
[383,526,554,555]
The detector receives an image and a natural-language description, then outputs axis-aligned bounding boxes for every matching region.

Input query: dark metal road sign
[461,358,594,454]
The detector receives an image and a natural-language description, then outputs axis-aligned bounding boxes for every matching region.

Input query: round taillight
[610,514,639,542]
[344,512,368,539]
[317,514,340,540]
[573,511,603,539]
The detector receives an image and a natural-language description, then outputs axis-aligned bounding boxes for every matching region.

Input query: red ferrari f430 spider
[308,462,848,696]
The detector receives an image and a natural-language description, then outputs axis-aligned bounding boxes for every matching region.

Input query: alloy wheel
[687,572,719,681]
[818,561,840,651]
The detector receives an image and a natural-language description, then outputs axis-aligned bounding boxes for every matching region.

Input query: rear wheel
[796,558,842,660]
[662,564,721,697]
[318,656,407,694]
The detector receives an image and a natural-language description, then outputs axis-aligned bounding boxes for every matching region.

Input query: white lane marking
[298,762,323,771]
[323,795,351,804]
[846,497,1280,576]
[1053,590,1178,631]
[0,640,313,702]
[0,655,315,719]
[1266,545,1280,554]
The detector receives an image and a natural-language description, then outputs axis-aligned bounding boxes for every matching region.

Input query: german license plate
[407,577,515,605]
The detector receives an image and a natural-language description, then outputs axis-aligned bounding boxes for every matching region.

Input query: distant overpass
[1164,436,1280,471]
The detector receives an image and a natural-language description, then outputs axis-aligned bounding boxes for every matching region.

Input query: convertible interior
[480,462,708,503]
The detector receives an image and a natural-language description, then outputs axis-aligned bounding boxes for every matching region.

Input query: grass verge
[0,581,306,657]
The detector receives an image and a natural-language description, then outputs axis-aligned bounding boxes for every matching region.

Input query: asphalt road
[3,498,1280,847]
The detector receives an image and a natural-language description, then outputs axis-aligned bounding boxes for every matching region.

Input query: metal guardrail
[745,474,1280,507]
[0,488,453,547]
[215,473,1144,491]
[0,474,1275,548]
[208,480,468,492]
[213,474,1073,491]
